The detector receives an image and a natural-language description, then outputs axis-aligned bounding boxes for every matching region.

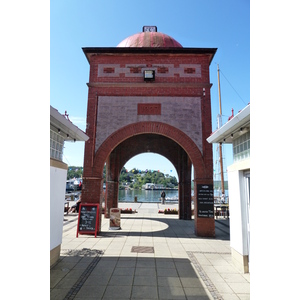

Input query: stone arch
[82,121,214,237]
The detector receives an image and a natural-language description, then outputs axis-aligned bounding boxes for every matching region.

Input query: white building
[50,106,88,266]
[142,183,165,190]
[207,104,250,273]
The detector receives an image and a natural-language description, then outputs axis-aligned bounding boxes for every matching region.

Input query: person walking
[161,190,166,204]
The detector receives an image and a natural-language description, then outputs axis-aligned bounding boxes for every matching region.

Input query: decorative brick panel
[97,61,202,80]
[103,67,115,73]
[95,96,203,153]
[184,67,196,74]
[137,103,161,115]
[157,66,169,73]
[130,67,142,73]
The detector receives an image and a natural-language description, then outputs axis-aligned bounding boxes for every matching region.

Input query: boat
[158,196,178,202]
[165,196,179,202]
[142,183,165,190]
[66,178,82,192]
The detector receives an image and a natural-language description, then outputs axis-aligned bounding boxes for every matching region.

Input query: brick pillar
[178,148,192,220]
[105,181,119,217]
[192,89,215,237]
[104,151,120,218]
[178,181,191,220]
[193,178,215,237]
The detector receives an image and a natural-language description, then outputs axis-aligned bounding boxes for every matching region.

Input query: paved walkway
[51,203,250,299]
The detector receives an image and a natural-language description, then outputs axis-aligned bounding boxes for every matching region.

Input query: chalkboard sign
[76,203,99,237]
[197,184,214,218]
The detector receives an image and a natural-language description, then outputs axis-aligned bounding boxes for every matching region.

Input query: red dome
[117,32,183,48]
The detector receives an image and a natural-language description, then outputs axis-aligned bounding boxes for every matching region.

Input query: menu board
[76,203,99,237]
[197,184,214,218]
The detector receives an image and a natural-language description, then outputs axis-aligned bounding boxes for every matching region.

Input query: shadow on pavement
[51,249,210,300]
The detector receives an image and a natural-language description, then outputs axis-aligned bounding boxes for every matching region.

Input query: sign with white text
[76,203,99,237]
[197,184,214,218]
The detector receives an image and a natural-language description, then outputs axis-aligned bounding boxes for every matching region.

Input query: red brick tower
[82,27,216,236]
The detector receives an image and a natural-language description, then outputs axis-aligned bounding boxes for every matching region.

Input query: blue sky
[50,0,250,180]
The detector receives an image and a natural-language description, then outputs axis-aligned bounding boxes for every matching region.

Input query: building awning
[207,104,250,144]
[50,106,89,142]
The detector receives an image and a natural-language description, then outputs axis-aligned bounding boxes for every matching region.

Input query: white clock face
[143,26,157,32]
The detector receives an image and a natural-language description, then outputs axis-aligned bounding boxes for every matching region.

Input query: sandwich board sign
[109,208,121,230]
[76,203,99,237]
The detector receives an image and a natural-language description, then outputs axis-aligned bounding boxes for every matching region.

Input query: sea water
[118,189,178,203]
[118,189,229,203]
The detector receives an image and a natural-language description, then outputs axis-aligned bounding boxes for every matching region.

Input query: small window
[50,129,65,161]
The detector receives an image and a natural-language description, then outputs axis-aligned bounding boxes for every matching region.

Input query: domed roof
[117,32,183,48]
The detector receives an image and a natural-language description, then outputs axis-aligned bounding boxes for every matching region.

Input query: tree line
[67,166,178,189]
[119,167,178,189]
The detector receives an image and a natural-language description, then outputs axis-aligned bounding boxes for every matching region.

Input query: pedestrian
[68,194,82,213]
[161,190,166,204]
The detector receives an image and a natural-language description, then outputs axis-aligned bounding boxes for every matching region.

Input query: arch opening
[119,153,180,202]
[82,122,214,237]
[124,153,179,181]
[102,133,193,221]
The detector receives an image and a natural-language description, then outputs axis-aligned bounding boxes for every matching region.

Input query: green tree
[67,166,83,180]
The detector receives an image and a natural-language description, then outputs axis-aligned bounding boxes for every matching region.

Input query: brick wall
[94,96,203,154]
[84,51,213,178]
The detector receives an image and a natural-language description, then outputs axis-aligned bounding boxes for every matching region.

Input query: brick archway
[82,121,214,237]
[105,133,191,220]
[92,121,207,180]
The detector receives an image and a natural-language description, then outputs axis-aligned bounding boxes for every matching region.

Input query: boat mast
[217,64,225,196]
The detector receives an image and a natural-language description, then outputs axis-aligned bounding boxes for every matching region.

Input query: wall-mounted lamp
[144,70,155,82]
[203,88,206,97]
[58,128,61,133]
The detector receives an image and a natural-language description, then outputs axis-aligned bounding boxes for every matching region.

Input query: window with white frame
[50,128,64,161]
[233,131,250,162]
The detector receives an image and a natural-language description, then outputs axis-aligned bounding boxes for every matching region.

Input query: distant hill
[67,166,178,189]
[213,180,228,190]
[67,166,227,190]
[118,167,178,189]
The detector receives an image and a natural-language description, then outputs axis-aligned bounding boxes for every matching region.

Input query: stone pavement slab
[51,203,250,299]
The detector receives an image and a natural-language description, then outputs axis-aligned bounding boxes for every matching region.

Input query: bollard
[134,196,137,203]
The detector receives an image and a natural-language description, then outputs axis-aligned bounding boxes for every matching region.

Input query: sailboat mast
[217,64,225,196]
[217,64,222,117]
